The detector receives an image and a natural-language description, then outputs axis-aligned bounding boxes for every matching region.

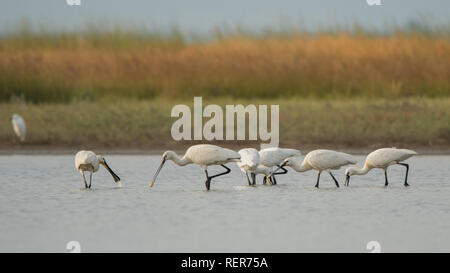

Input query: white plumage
[75,150,121,189]
[237,148,272,185]
[259,147,301,167]
[237,148,259,172]
[11,114,26,142]
[150,144,241,190]
[279,149,357,188]
[344,148,417,187]
[258,147,301,184]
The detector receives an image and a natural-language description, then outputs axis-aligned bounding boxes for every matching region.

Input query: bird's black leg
[251,173,256,185]
[245,172,252,186]
[271,175,277,185]
[204,169,211,191]
[210,164,231,179]
[384,169,389,187]
[398,163,410,187]
[204,165,231,190]
[329,172,340,188]
[81,172,88,189]
[88,172,92,188]
[263,176,267,185]
[271,165,288,185]
[273,165,288,175]
[315,171,321,188]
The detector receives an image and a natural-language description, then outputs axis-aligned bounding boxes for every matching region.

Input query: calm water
[0,155,449,252]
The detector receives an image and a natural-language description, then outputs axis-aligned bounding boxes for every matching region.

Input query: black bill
[150,157,166,187]
[103,160,121,182]
[270,161,288,176]
[345,175,350,186]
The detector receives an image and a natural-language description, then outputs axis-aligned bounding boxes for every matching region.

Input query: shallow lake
[0,155,449,252]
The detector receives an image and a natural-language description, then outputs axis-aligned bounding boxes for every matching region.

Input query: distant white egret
[237,148,272,185]
[344,148,417,187]
[11,114,26,142]
[150,144,241,191]
[275,149,357,188]
[75,151,121,189]
[259,147,301,184]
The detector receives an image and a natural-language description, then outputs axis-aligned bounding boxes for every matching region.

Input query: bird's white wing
[367,148,416,167]
[259,147,301,166]
[238,148,260,170]
[307,150,357,170]
[11,114,26,141]
[74,150,97,169]
[186,144,240,165]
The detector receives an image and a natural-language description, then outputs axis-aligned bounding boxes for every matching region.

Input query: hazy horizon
[1,0,449,34]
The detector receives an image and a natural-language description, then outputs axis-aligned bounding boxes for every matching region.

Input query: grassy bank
[1,98,449,150]
[1,31,449,103]
[1,29,449,151]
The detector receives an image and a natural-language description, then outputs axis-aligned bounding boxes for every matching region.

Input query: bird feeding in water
[344,148,417,187]
[237,148,273,186]
[75,151,121,189]
[258,147,301,185]
[274,149,357,188]
[150,144,240,191]
[11,114,26,142]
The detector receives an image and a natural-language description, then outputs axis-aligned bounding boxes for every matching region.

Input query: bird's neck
[290,160,311,172]
[354,165,371,175]
[170,154,191,166]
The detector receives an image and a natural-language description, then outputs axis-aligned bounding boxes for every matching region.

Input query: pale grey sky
[1,0,449,34]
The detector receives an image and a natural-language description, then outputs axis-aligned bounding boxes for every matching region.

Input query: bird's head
[345,167,358,177]
[281,157,295,167]
[344,167,358,186]
[150,151,176,188]
[267,158,291,177]
[162,151,177,161]
[96,155,105,164]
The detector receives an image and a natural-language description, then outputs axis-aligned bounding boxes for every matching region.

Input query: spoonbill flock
[74,145,417,190]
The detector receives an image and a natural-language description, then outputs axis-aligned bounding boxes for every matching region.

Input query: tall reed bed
[0,26,449,103]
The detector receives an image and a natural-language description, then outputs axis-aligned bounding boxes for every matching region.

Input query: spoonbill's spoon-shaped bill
[151,157,166,187]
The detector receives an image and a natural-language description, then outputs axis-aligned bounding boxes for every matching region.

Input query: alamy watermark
[366,0,382,6]
[66,241,81,253]
[66,0,81,6]
[171,97,279,149]
[366,241,381,253]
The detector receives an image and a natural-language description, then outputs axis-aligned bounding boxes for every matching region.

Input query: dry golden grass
[1,33,449,102]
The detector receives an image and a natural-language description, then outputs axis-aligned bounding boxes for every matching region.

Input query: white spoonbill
[75,151,121,189]
[150,144,240,191]
[344,148,417,187]
[259,147,301,185]
[11,114,26,142]
[237,148,272,185]
[275,149,357,188]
